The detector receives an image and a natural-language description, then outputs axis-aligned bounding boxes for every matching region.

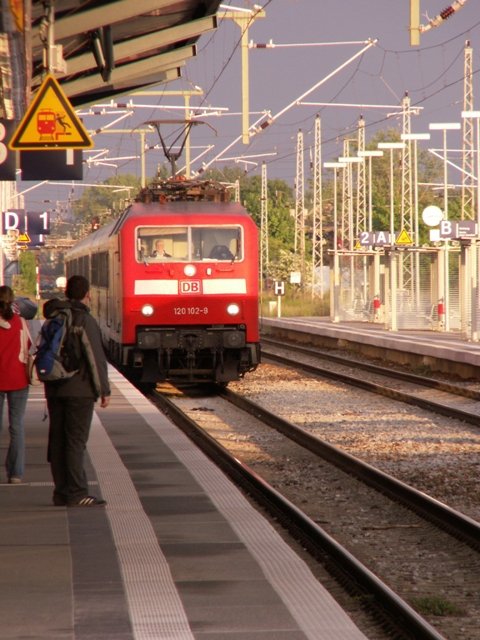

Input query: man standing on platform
[43,275,111,507]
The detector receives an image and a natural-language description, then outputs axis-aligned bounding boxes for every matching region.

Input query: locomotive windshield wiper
[232,229,241,262]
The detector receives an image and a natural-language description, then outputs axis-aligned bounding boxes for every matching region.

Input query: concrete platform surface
[0,366,368,640]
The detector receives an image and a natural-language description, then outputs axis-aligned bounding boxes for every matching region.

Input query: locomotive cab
[132,218,258,383]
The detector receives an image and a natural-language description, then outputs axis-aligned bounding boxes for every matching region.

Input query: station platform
[0,366,368,640]
[260,316,480,378]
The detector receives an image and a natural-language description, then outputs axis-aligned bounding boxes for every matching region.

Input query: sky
[19,0,480,212]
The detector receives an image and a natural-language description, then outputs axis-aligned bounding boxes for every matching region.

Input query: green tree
[71,174,141,227]
[14,250,37,296]
[267,248,311,287]
[202,166,295,260]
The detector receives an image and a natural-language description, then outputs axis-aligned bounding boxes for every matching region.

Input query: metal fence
[330,245,467,334]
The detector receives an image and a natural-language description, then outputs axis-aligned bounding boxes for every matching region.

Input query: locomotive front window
[136,225,243,263]
[136,227,188,262]
[192,227,242,261]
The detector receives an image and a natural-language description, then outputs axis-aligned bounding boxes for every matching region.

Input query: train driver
[150,239,171,258]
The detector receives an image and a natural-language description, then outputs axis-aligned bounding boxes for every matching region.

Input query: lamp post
[377,142,406,239]
[358,150,384,318]
[428,122,461,332]
[400,133,430,244]
[461,110,480,340]
[401,132,431,311]
[338,155,363,249]
[324,161,347,322]
[358,150,384,233]
[429,123,461,217]
[338,155,365,310]
[377,142,405,332]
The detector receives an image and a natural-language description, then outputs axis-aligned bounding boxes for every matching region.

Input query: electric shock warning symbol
[395,229,413,245]
[9,74,93,150]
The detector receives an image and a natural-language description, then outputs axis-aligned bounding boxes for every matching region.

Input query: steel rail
[261,345,480,428]
[152,388,447,640]
[261,337,480,400]
[220,387,480,551]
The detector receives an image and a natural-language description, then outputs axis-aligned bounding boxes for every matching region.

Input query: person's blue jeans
[0,387,29,480]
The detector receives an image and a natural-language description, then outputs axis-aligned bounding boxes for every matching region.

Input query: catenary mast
[462,40,475,220]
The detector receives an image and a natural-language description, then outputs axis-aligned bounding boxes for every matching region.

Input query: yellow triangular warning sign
[17,232,31,243]
[395,229,413,245]
[9,74,93,151]
[354,240,362,250]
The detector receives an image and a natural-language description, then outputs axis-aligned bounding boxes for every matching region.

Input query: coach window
[90,252,108,287]
[67,255,89,280]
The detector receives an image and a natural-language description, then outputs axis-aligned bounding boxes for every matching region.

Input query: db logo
[180,280,201,293]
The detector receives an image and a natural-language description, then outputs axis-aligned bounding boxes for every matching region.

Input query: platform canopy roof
[30,0,222,107]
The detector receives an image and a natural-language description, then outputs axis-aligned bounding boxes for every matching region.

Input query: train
[65,178,261,384]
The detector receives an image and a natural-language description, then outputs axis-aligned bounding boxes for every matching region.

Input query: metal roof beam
[61,58,184,99]
[33,44,195,93]
[51,19,212,77]
[32,0,183,48]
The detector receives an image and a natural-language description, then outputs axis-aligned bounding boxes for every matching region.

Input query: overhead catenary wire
[20,1,480,198]
[250,39,378,135]
[249,40,368,48]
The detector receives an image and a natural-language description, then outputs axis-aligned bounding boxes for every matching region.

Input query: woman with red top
[0,286,31,484]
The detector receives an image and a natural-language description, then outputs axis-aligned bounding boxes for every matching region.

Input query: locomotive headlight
[141,304,154,316]
[226,303,240,316]
[184,264,196,277]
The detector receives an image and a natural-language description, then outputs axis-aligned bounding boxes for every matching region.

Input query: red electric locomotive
[65,178,260,383]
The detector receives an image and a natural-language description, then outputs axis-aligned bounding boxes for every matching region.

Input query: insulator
[440,6,456,19]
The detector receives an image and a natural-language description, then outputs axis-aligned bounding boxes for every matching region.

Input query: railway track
[148,381,480,640]
[219,386,480,550]
[261,337,480,427]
